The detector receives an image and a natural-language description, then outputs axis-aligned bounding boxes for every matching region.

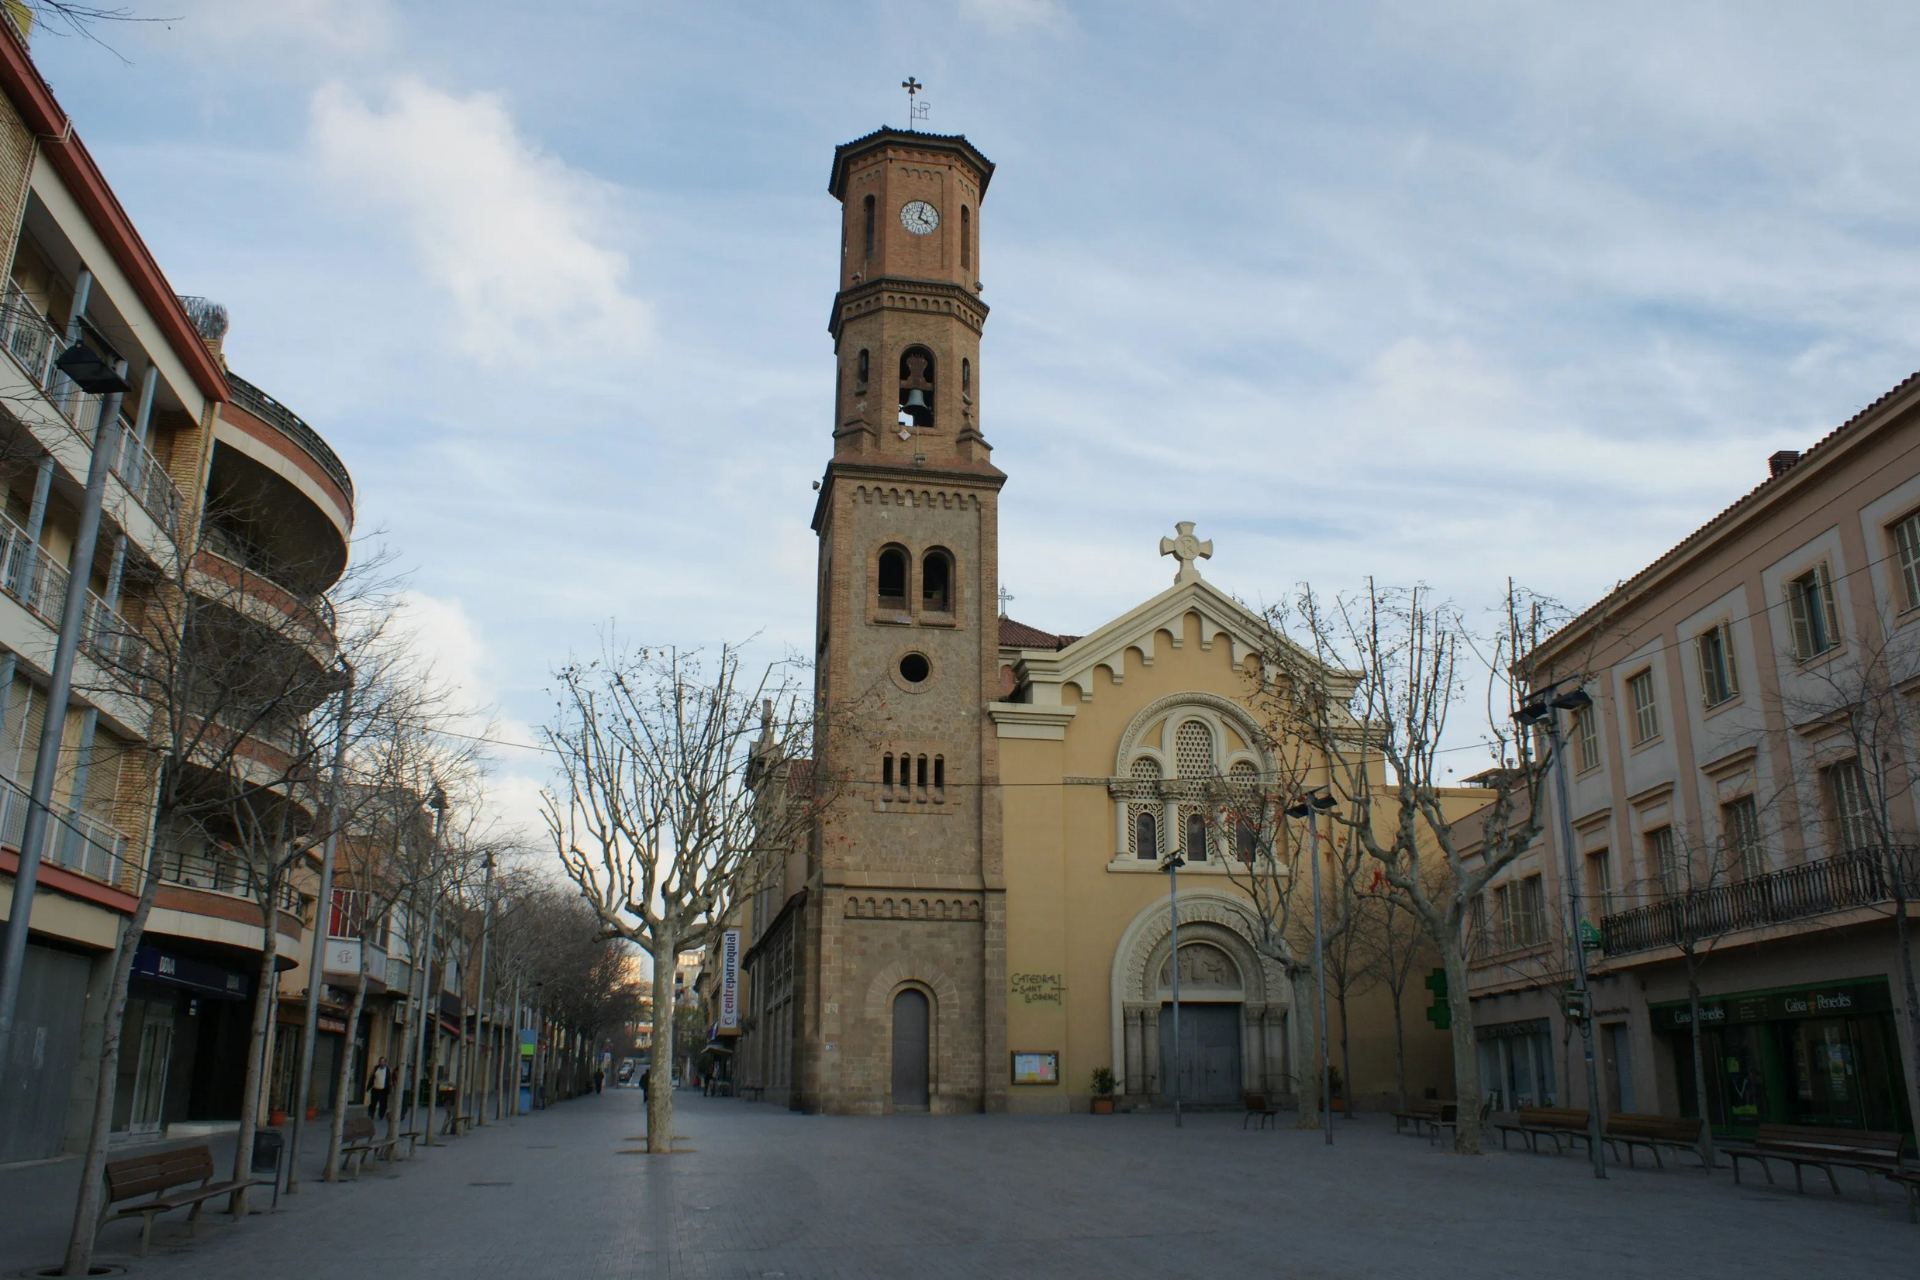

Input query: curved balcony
[218,373,353,559]
[193,523,337,653]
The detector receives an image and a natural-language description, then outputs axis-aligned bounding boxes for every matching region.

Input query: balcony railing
[1,283,186,534]
[0,764,133,886]
[199,523,337,634]
[1599,846,1920,956]
[159,844,307,916]
[0,510,154,676]
[225,372,355,508]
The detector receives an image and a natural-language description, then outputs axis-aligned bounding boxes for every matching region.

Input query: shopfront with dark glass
[1658,978,1912,1140]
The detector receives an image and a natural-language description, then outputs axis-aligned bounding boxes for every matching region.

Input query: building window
[1721,795,1763,880]
[863,194,875,257]
[1129,756,1162,860]
[1823,759,1875,854]
[1573,703,1600,773]
[876,545,909,609]
[921,549,952,613]
[882,753,895,792]
[1627,669,1659,745]
[1134,810,1159,861]
[1785,563,1841,660]
[916,754,929,794]
[1894,511,1920,610]
[1696,623,1739,708]
[856,348,869,386]
[899,347,935,427]
[1647,826,1679,895]
[960,205,971,270]
[1184,810,1209,862]
[933,755,945,798]
[961,357,971,397]
[1584,851,1613,917]
[1495,874,1545,950]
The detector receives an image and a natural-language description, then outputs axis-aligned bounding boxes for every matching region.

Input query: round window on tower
[897,651,932,688]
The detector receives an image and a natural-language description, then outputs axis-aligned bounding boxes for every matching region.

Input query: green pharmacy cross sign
[1424,968,1450,1030]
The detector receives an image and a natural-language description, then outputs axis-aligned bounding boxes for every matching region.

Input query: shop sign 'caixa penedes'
[1648,978,1891,1033]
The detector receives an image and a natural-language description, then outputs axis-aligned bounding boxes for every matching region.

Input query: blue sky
[29,0,1920,828]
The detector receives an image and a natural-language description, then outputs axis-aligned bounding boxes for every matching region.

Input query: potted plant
[268,1107,288,1127]
[1090,1066,1116,1114]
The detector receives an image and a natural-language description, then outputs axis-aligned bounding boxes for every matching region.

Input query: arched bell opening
[899,347,935,427]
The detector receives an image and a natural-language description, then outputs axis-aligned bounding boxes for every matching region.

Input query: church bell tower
[802,127,1006,1114]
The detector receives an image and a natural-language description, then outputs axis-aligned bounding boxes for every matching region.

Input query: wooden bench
[1728,1124,1907,1196]
[1242,1093,1280,1129]
[1888,1170,1920,1224]
[98,1144,268,1256]
[1604,1113,1709,1171]
[1495,1106,1593,1155]
[1391,1099,1454,1137]
[443,1111,474,1136]
[339,1117,400,1177]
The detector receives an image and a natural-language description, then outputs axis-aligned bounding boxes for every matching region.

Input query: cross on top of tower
[997,585,1015,617]
[1159,521,1214,584]
[902,77,929,129]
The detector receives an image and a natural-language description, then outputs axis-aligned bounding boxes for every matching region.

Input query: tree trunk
[1289,967,1321,1128]
[60,858,163,1276]
[1441,943,1483,1154]
[230,902,282,1214]
[1889,865,1920,1147]
[1685,954,1716,1170]
[1390,982,1408,1113]
[647,926,677,1153]
[325,970,369,1182]
[1336,986,1355,1118]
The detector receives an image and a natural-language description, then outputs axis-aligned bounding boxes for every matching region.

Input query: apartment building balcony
[0,756,134,888]
[214,374,352,585]
[0,280,186,545]
[194,522,337,650]
[150,841,308,957]
[1598,846,1920,958]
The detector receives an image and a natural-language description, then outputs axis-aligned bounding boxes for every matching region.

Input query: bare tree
[1245,581,1559,1153]
[58,522,398,1272]
[544,644,834,1155]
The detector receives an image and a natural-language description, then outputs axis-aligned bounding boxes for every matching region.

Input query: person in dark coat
[594,1067,604,1094]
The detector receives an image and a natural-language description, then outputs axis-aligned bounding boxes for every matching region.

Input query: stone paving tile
[4,1092,1913,1278]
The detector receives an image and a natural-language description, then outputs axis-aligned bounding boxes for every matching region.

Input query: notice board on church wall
[1011,1051,1059,1085]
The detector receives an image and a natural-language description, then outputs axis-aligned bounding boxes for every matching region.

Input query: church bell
[900,388,931,425]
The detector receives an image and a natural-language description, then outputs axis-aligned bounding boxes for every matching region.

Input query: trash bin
[252,1130,284,1210]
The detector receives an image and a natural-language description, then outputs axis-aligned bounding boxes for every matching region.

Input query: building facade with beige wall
[735,127,1455,1116]
[1470,377,1920,1144]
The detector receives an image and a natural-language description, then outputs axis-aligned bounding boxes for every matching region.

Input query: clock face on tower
[900,200,940,235]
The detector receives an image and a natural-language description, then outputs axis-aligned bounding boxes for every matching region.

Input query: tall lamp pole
[414,786,449,1145]
[1288,788,1337,1146]
[1160,839,1186,1128]
[1519,683,1606,1181]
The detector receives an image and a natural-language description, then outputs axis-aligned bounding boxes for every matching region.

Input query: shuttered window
[1785,563,1841,660]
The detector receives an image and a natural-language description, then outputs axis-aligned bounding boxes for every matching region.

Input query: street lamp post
[1288,788,1338,1146]
[1160,841,1186,1128]
[1518,683,1607,1181]
[414,786,449,1145]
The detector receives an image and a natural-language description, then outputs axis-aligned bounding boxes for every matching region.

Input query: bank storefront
[1655,977,1912,1140]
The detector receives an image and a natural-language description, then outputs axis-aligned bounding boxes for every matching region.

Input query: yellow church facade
[731,126,1455,1116]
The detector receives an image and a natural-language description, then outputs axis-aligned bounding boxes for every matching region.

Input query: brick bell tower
[801,127,1006,1114]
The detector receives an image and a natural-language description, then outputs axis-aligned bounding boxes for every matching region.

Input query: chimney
[1769,450,1801,478]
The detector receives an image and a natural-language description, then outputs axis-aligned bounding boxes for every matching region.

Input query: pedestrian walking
[594,1067,604,1094]
[640,1070,650,1103]
[366,1057,391,1122]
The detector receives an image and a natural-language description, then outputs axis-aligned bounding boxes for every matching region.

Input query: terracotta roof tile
[999,617,1079,650]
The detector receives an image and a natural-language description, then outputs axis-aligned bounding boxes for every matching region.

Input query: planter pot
[305,1105,318,1121]
[1091,1097,1115,1115]
[1330,1099,1345,1113]
[268,1109,288,1127]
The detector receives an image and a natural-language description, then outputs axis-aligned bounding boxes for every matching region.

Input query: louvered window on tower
[882,753,894,791]
[922,549,952,612]
[877,546,908,609]
[900,347,935,426]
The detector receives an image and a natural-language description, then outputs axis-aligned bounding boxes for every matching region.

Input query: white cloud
[385,590,550,843]
[187,0,395,54]
[309,78,649,367]
[959,0,1067,35]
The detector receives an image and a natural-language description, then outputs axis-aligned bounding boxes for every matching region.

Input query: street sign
[1424,967,1450,1030]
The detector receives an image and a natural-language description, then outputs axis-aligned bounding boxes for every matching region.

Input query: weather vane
[902,77,929,130]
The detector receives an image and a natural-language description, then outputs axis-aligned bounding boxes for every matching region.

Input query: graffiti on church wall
[1010,973,1064,1004]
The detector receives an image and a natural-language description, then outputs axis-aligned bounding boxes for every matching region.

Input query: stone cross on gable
[1159,521,1213,584]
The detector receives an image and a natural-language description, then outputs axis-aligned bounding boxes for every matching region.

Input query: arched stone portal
[1110,890,1292,1106]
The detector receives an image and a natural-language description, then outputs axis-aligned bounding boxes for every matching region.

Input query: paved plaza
[2,1092,1913,1278]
